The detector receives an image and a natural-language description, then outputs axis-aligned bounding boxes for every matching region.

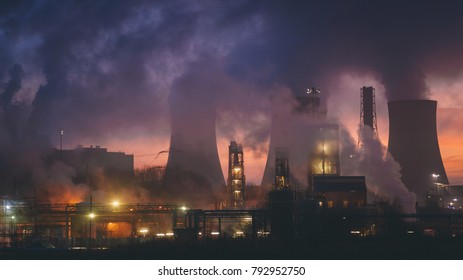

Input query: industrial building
[274,147,290,190]
[227,141,246,210]
[313,176,367,209]
[308,125,340,192]
[50,145,134,187]
[262,88,328,191]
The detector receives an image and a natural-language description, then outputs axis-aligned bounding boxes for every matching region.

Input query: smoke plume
[341,126,416,214]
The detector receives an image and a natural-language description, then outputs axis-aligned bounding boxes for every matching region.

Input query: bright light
[211,231,220,235]
[166,232,174,236]
[89,213,95,219]
[6,205,10,210]
[350,230,360,234]
[198,232,202,235]
[181,206,187,211]
[156,233,165,237]
[407,230,415,234]
[11,216,15,220]
[112,201,120,207]
[453,198,458,202]
[233,167,241,172]
[432,173,440,179]
[139,228,149,233]
[235,231,244,235]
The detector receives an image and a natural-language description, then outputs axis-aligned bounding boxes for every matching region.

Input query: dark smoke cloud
[2,0,463,147]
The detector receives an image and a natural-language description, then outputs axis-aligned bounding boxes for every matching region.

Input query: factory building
[387,100,449,206]
[227,141,246,210]
[313,176,367,209]
[51,145,134,187]
[308,125,340,192]
[262,88,328,191]
[274,147,290,190]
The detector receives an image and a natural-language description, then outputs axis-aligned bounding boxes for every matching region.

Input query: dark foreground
[1,236,463,260]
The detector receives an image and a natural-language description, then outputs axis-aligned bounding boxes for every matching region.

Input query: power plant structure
[261,88,328,191]
[274,147,290,190]
[387,100,449,206]
[163,76,226,208]
[227,141,246,210]
[358,86,379,148]
[309,125,340,174]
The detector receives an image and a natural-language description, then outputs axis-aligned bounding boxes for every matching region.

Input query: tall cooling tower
[163,74,226,208]
[387,100,449,205]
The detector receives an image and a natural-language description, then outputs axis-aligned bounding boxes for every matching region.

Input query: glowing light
[156,233,165,237]
[233,167,241,172]
[89,213,95,219]
[198,232,202,235]
[350,230,360,234]
[235,231,244,235]
[6,205,10,210]
[139,228,148,233]
[432,173,440,179]
[407,230,415,234]
[112,201,120,207]
[181,206,187,211]
[166,232,174,236]
[11,216,15,220]
[211,232,220,235]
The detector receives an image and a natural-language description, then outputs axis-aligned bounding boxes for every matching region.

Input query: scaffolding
[227,141,246,210]
[358,86,379,148]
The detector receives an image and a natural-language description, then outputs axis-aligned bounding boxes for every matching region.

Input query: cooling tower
[163,75,226,208]
[387,100,449,205]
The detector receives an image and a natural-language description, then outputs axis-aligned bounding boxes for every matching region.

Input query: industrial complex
[0,87,462,254]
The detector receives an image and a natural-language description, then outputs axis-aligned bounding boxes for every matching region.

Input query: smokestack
[387,100,449,205]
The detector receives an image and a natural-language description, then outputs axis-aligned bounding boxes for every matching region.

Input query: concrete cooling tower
[387,100,449,205]
[163,76,226,208]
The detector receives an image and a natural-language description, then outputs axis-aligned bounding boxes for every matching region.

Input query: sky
[2,0,463,188]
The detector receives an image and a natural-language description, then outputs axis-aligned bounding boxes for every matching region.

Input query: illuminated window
[343,201,349,208]
[327,201,334,208]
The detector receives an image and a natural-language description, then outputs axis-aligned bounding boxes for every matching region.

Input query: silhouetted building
[314,176,367,209]
[274,147,290,190]
[51,145,134,187]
